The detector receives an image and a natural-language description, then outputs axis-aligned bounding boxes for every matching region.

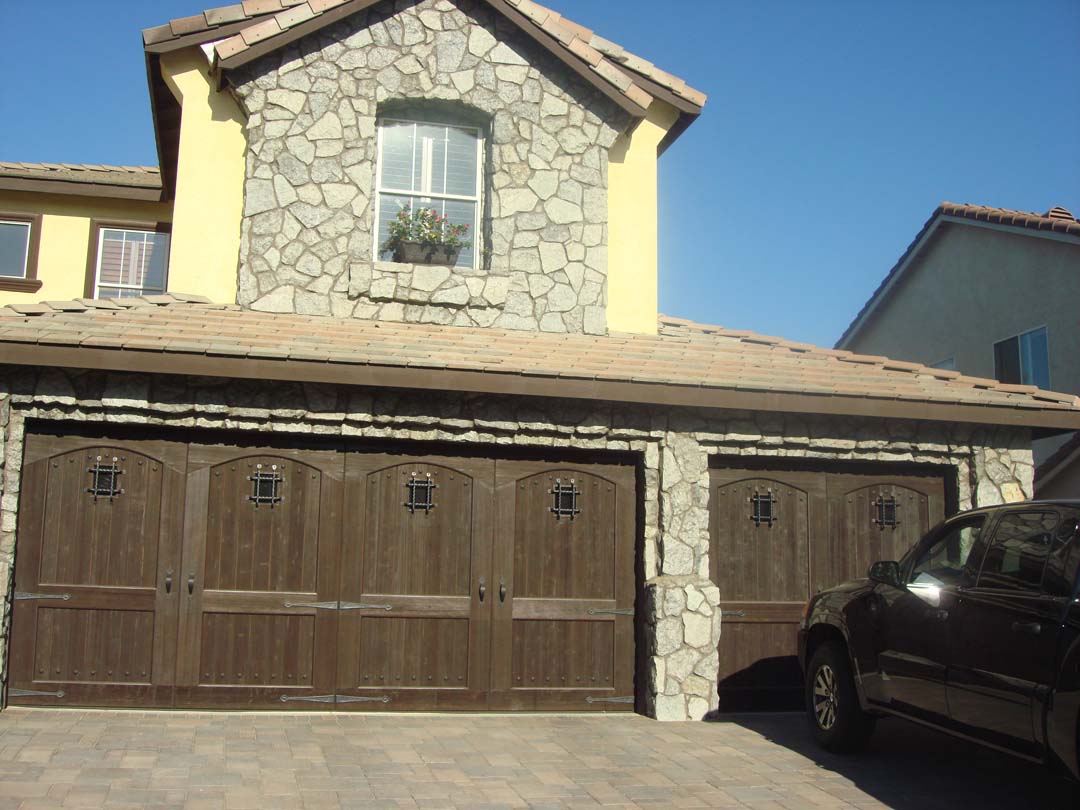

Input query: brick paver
[0,709,1073,809]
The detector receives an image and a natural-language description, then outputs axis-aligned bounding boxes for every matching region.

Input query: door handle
[478,577,486,602]
[187,572,195,595]
[499,579,507,603]
[164,569,173,594]
[1012,621,1042,636]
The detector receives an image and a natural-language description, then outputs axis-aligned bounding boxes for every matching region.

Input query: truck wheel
[806,641,876,753]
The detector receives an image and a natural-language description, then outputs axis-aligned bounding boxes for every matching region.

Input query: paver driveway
[0,709,1074,809]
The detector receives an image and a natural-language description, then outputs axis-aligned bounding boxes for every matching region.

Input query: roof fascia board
[2,342,1078,432]
[144,19,263,53]
[938,214,1080,247]
[836,217,944,350]
[481,0,647,118]
[0,176,163,202]
[216,0,394,70]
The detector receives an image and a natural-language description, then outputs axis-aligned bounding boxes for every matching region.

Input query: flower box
[391,241,462,266]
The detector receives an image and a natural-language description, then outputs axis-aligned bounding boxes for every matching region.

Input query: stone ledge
[348,260,508,309]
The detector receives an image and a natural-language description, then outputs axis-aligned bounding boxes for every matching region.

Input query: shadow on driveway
[722,711,1078,809]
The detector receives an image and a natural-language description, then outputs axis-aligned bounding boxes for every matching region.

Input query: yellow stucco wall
[159,48,246,305]
[0,191,171,307]
[606,101,680,335]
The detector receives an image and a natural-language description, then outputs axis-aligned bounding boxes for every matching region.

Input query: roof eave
[2,341,1077,433]
[0,176,163,202]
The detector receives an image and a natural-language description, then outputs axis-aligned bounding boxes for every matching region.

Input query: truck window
[909,517,986,588]
[1042,513,1080,598]
[977,511,1057,592]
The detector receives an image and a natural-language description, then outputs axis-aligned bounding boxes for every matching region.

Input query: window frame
[993,325,1050,389]
[372,117,484,270]
[0,211,43,293]
[84,219,172,299]
[905,514,988,589]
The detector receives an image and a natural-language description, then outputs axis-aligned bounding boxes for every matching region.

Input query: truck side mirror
[868,560,902,588]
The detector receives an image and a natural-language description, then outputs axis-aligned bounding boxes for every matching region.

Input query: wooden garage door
[174,443,344,708]
[336,453,494,710]
[490,461,636,711]
[9,432,636,712]
[8,434,186,707]
[709,466,945,711]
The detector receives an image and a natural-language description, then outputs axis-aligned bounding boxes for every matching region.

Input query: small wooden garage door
[9,432,637,712]
[709,466,945,710]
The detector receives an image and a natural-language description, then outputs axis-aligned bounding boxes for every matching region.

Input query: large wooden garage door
[709,465,946,711]
[9,433,637,712]
[8,434,187,707]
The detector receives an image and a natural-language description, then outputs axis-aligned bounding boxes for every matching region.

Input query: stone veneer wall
[0,369,1034,719]
[231,0,626,334]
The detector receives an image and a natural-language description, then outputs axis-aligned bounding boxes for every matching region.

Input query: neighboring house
[836,202,1080,492]
[0,0,1077,722]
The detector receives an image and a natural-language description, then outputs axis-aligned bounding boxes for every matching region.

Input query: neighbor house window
[0,212,42,292]
[374,119,482,269]
[88,225,170,299]
[994,327,1049,389]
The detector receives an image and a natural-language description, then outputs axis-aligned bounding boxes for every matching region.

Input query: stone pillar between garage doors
[644,431,721,721]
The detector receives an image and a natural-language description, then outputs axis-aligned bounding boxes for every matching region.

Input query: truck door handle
[1012,621,1042,636]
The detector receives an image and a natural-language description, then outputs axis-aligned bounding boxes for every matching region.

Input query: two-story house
[0,0,1077,721]
[836,203,1080,498]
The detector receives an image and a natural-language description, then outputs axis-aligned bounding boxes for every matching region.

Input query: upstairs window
[90,225,170,299]
[0,213,42,292]
[994,326,1049,389]
[374,119,481,269]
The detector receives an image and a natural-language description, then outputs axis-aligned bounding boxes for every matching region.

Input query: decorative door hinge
[585,695,634,704]
[282,601,393,611]
[339,602,393,611]
[586,607,634,616]
[9,687,65,698]
[721,609,746,618]
[336,695,391,704]
[279,693,336,703]
[14,592,71,601]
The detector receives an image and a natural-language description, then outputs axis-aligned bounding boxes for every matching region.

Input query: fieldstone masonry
[0,368,1035,720]
[232,0,626,334]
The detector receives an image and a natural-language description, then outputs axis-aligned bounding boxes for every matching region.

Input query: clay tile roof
[0,297,1077,431]
[837,201,1080,349]
[143,0,704,118]
[0,162,162,189]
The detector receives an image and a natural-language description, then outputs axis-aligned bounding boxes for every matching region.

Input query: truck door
[946,509,1063,756]
[875,515,986,721]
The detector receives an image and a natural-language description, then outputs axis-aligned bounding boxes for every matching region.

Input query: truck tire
[806,640,876,753]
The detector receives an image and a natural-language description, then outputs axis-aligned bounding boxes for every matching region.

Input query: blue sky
[1,0,1077,346]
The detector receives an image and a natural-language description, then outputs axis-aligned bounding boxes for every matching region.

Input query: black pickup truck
[798,500,1080,780]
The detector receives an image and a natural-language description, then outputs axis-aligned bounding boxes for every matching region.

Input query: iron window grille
[550,478,581,520]
[87,456,123,501]
[249,464,282,508]
[405,471,436,514]
[750,490,777,527]
[873,495,899,529]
